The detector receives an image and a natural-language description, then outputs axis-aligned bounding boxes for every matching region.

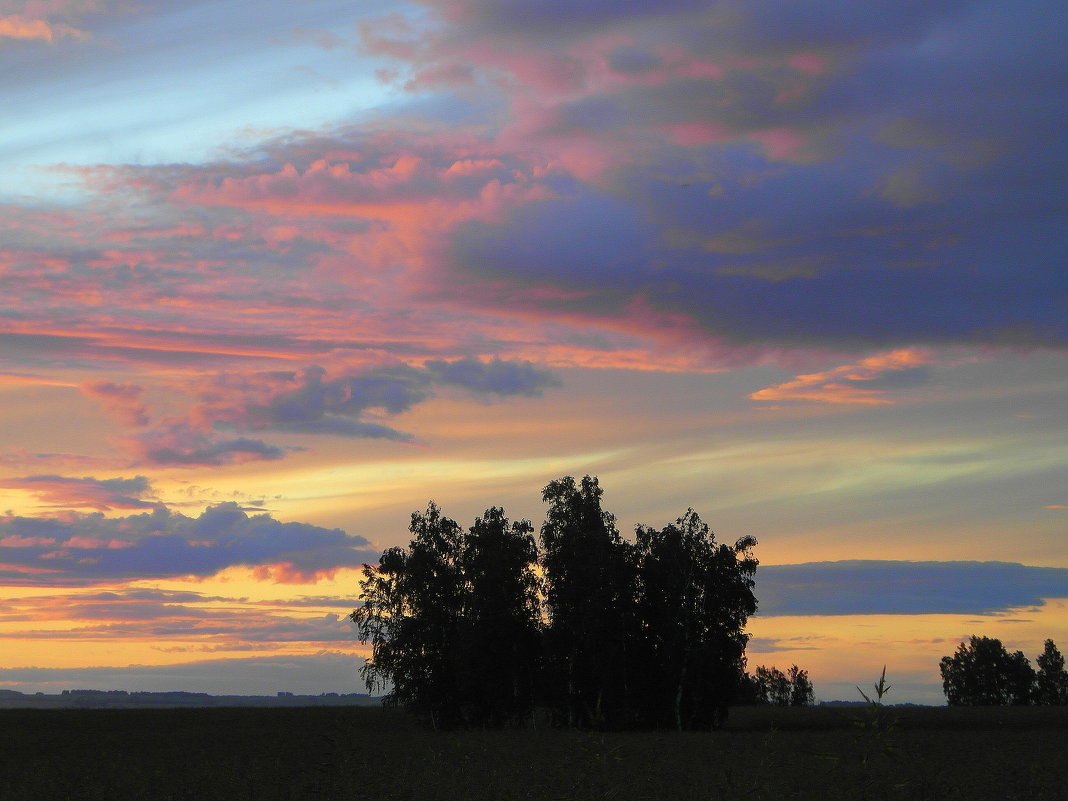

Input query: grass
[1,705,1065,800]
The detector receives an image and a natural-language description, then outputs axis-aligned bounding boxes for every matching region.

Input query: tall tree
[351,502,467,728]
[1034,639,1068,705]
[633,509,758,729]
[940,636,1035,706]
[540,475,637,728]
[457,507,542,726]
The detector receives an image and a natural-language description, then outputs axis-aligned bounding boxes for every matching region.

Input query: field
[1,705,1065,801]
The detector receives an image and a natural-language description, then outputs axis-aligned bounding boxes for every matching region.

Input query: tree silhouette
[352,503,544,728]
[752,666,790,706]
[788,665,815,706]
[539,475,636,728]
[633,509,758,729]
[748,665,815,706]
[353,476,766,729]
[1034,639,1068,706]
[457,507,541,726]
[939,636,1035,706]
[351,502,467,728]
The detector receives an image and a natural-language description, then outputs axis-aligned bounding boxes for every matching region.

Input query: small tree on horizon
[788,664,815,707]
[1034,639,1068,706]
[939,636,1035,706]
[747,665,815,706]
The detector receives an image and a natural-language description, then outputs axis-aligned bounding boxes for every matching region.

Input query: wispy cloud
[750,349,937,405]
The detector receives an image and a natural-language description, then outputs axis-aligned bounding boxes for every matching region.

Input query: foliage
[747,665,815,707]
[354,475,765,730]
[1034,639,1068,705]
[852,666,900,768]
[351,502,468,727]
[539,475,636,728]
[939,636,1035,706]
[457,507,542,726]
[351,503,542,728]
[632,509,758,729]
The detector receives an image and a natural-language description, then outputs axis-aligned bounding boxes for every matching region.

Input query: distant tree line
[744,665,816,707]
[940,636,1068,706]
[351,475,811,730]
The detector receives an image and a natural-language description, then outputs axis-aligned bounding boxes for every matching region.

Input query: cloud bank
[756,561,1068,616]
[0,503,376,585]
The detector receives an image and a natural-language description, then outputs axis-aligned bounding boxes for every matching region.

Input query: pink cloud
[788,52,828,75]
[0,14,83,41]
[0,535,57,547]
[81,380,149,427]
[65,537,134,549]
[0,475,160,511]
[0,563,61,574]
[169,150,548,225]
[750,128,808,161]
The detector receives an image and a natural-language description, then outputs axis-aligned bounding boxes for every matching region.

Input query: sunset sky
[1,0,1065,704]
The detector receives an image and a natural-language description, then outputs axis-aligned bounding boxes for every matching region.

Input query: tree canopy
[351,475,765,729]
[939,636,1067,706]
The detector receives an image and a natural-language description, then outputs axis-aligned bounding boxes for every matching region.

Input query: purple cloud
[0,474,159,511]
[757,561,1068,616]
[0,503,376,585]
[123,359,560,466]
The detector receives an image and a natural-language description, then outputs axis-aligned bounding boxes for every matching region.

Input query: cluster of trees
[744,665,816,707]
[351,475,778,730]
[940,636,1068,706]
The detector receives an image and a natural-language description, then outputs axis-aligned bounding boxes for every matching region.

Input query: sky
[0,0,1065,704]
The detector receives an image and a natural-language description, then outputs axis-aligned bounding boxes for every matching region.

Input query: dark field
[2,705,1065,801]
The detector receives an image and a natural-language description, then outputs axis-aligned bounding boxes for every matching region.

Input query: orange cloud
[251,562,341,584]
[0,14,83,41]
[750,348,936,405]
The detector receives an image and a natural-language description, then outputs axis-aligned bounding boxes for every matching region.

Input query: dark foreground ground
[1,705,1065,801]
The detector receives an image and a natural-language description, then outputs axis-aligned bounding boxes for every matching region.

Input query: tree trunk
[674,660,688,731]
